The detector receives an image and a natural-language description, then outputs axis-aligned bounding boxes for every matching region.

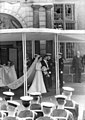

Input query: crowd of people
[0,51,85,120]
[0,86,80,120]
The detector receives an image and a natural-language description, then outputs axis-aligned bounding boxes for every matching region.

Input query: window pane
[46,41,53,53]
[27,41,32,58]
[65,4,74,20]
[66,23,75,29]
[54,22,64,29]
[66,43,74,58]
[54,4,63,20]
[60,43,65,58]
[40,41,46,55]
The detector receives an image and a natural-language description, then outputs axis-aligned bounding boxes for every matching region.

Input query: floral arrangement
[42,66,50,77]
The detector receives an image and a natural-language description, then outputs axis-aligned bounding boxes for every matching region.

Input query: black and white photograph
[0,0,85,120]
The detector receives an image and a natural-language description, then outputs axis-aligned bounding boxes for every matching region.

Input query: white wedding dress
[28,62,46,93]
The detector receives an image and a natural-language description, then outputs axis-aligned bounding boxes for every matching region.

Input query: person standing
[28,56,47,93]
[72,51,82,83]
[59,53,64,94]
[46,53,53,89]
[41,55,49,92]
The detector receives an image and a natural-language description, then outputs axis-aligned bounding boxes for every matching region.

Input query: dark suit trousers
[42,74,48,91]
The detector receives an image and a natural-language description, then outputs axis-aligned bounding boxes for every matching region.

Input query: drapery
[2,56,38,90]
[2,65,17,85]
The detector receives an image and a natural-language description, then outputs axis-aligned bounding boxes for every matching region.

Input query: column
[44,4,53,28]
[31,4,40,28]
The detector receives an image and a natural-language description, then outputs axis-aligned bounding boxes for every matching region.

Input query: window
[66,22,75,29]
[60,42,74,59]
[54,4,63,21]
[65,4,74,21]
[54,4,75,29]
[54,3,75,59]
[66,43,74,59]
[0,13,22,29]
[40,40,46,55]
[60,43,65,58]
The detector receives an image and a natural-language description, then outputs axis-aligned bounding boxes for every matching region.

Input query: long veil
[2,56,38,89]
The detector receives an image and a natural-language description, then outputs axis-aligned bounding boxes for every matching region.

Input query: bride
[28,55,47,93]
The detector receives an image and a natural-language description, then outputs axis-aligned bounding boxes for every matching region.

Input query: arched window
[0,13,22,29]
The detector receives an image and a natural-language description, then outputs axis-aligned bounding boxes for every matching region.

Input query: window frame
[54,3,75,60]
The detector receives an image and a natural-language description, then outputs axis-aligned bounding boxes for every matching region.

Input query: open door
[9,48,17,74]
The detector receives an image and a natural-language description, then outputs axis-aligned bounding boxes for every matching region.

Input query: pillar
[31,4,40,28]
[44,4,53,28]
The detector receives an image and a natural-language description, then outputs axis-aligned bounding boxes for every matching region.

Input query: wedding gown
[28,62,46,93]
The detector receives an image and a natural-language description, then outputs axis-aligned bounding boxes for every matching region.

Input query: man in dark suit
[72,51,82,83]
[41,55,49,92]
[59,53,64,94]
[46,53,53,89]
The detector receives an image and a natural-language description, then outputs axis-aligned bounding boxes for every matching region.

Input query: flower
[42,66,47,72]
[42,66,50,77]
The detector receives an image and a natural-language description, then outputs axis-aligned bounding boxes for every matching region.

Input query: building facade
[0,0,85,82]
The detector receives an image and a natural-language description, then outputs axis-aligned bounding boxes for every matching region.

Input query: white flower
[42,66,47,72]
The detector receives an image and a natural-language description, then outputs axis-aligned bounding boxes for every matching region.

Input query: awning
[0,28,85,95]
[0,28,85,42]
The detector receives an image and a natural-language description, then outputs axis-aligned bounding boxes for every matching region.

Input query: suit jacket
[59,57,64,72]
[41,60,48,69]
[72,56,82,71]
[41,60,49,76]
[47,59,53,70]
[47,59,53,76]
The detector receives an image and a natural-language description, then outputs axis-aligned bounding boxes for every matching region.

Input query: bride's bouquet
[42,66,50,77]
